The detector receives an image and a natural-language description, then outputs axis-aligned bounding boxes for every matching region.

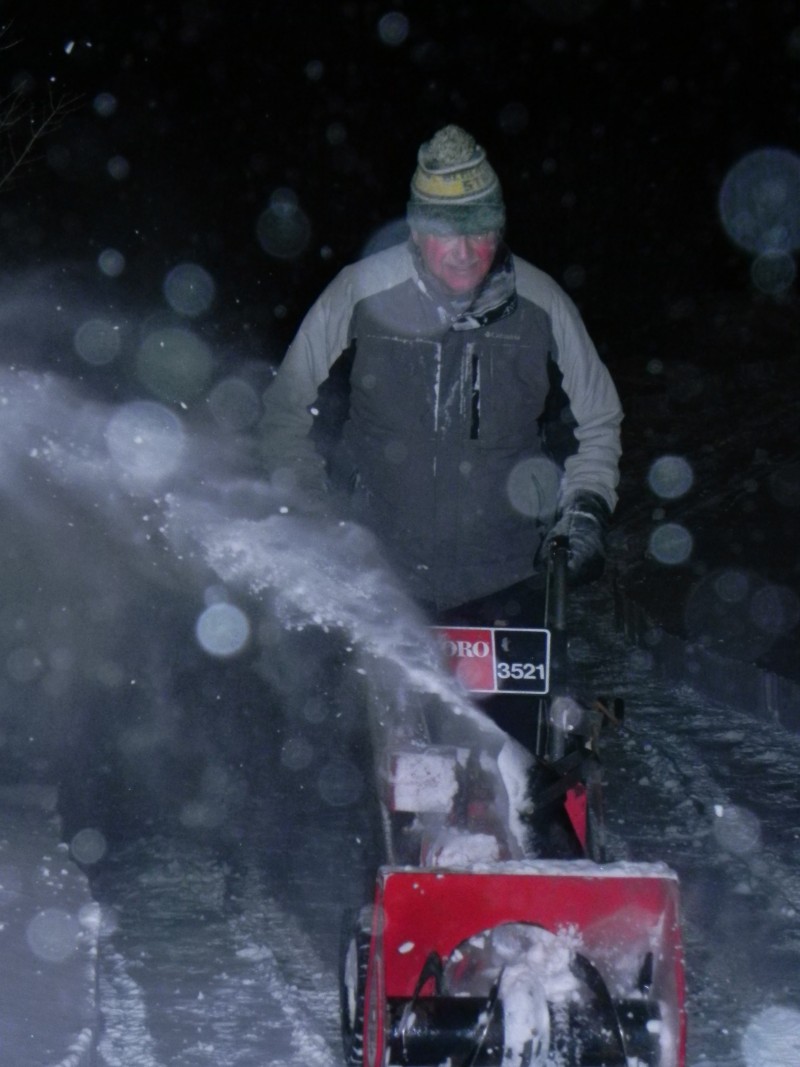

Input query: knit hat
[407,125,506,235]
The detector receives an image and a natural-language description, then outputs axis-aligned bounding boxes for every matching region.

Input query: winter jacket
[259,241,622,610]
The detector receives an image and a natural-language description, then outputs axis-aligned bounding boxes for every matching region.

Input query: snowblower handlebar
[547,533,569,633]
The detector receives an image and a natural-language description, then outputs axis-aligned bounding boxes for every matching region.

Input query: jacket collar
[410,241,518,330]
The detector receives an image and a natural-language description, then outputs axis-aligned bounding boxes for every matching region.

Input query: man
[259,125,622,622]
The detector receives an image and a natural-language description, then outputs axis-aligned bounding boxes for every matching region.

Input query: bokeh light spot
[136,327,213,403]
[281,736,315,771]
[107,155,130,181]
[302,695,328,724]
[719,147,800,254]
[26,908,81,962]
[506,456,561,519]
[257,188,312,260]
[383,440,408,464]
[93,92,118,117]
[207,377,261,432]
[74,318,122,366]
[318,758,363,806]
[712,804,761,855]
[713,568,750,604]
[163,263,216,318]
[749,582,800,637]
[648,522,693,565]
[70,828,107,866]
[195,602,251,658]
[377,12,410,46]
[647,455,694,500]
[98,248,126,277]
[684,568,788,661]
[326,122,347,146]
[106,401,186,487]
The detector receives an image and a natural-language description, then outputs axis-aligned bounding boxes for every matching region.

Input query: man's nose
[449,236,471,261]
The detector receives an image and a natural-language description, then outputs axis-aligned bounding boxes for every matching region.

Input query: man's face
[413,230,500,295]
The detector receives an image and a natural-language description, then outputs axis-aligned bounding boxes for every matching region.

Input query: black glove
[543,491,611,586]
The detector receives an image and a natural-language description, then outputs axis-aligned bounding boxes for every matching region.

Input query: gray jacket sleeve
[514,257,623,513]
[258,269,357,497]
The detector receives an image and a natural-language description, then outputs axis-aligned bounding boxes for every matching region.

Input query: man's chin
[441,272,481,294]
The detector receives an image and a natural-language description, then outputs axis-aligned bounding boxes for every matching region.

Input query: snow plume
[0,363,239,824]
[161,494,496,727]
[160,491,531,854]
[0,352,517,847]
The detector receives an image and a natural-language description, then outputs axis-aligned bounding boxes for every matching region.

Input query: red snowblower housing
[340,539,687,1067]
[362,863,685,1067]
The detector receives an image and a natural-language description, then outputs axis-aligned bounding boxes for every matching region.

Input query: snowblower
[341,539,686,1067]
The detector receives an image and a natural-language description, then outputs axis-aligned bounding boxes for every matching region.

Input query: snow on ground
[567,582,800,1067]
[93,834,342,1067]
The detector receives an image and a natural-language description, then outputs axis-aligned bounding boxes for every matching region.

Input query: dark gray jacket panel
[334,280,554,605]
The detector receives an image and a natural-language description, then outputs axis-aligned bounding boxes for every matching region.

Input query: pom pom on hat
[407,125,505,235]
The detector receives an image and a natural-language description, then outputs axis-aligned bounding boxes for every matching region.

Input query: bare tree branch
[0,24,83,192]
[0,86,82,192]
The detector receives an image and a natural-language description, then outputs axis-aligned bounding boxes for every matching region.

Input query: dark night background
[2,0,800,675]
[4,1,799,336]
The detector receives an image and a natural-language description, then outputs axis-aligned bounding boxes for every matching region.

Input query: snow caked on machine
[340,540,686,1067]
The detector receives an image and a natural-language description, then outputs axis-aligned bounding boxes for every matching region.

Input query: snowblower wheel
[340,906,372,1066]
